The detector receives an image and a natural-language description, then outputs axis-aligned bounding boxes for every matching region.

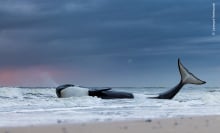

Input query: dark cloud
[0,0,218,86]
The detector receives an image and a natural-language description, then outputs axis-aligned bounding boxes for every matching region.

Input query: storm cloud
[0,0,218,86]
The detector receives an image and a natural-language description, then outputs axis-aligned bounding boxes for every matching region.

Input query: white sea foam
[0,87,23,99]
[0,87,219,127]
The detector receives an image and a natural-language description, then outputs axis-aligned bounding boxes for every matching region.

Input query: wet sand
[1,115,220,133]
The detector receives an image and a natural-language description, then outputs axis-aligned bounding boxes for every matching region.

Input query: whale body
[56,85,134,99]
[56,59,206,99]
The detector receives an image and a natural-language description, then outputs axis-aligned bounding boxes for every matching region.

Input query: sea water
[0,86,219,127]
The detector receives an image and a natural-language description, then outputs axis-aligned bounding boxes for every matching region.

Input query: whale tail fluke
[178,58,206,85]
[152,58,206,99]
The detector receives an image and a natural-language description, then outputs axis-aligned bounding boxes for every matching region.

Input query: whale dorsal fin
[178,59,206,85]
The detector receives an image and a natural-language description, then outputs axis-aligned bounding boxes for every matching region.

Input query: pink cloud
[0,66,65,87]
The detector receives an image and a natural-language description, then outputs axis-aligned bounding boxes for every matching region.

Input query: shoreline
[1,115,220,133]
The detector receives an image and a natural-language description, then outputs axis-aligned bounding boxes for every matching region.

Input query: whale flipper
[90,88,112,93]
[88,88,134,99]
[153,58,206,99]
[88,88,112,97]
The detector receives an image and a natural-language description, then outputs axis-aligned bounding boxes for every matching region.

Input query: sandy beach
[1,115,220,133]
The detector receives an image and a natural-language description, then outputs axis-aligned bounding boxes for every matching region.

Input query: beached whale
[56,59,206,99]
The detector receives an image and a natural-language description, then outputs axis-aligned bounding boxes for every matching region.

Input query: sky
[0,0,219,87]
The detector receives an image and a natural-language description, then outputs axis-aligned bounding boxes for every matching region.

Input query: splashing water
[0,87,219,127]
